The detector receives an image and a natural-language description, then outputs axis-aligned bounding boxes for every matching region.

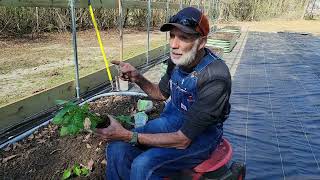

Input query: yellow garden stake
[88,0,114,90]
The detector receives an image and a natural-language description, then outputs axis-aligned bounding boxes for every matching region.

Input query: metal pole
[146,0,151,64]
[116,0,123,91]
[215,0,220,32]
[201,0,204,11]
[165,0,169,56]
[208,0,211,19]
[119,0,123,62]
[180,0,183,9]
[217,0,220,21]
[36,7,39,33]
[69,0,80,99]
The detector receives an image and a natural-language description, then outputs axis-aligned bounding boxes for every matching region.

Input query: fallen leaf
[41,130,48,135]
[3,145,11,152]
[95,148,101,152]
[101,159,107,165]
[53,125,58,131]
[16,143,22,147]
[99,141,103,146]
[28,134,34,140]
[83,133,91,142]
[35,134,42,139]
[12,143,22,150]
[2,154,19,163]
[84,117,91,130]
[37,139,46,144]
[87,159,94,171]
[86,144,92,149]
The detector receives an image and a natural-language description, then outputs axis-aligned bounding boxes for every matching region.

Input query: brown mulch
[0,96,164,180]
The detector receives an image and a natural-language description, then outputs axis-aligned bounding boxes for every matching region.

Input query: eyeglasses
[169,15,204,36]
[169,15,199,28]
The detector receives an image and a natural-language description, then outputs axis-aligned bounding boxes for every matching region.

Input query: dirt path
[219,19,320,36]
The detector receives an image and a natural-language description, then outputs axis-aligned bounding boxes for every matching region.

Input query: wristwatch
[129,132,139,146]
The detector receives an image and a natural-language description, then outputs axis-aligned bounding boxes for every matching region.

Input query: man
[96,7,231,180]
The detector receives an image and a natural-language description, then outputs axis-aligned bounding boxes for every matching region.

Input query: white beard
[170,39,200,67]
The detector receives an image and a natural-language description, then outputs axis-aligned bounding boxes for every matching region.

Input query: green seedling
[52,101,104,136]
[62,168,71,180]
[116,115,134,126]
[53,100,134,136]
[61,164,90,180]
[73,165,81,176]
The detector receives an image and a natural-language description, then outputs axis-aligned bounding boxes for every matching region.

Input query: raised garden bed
[218,26,241,38]
[207,32,237,53]
[206,46,224,58]
[208,32,236,41]
[0,95,164,179]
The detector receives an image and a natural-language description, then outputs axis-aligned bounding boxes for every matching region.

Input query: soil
[0,96,164,180]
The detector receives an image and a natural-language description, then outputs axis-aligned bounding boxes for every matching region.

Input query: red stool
[165,138,246,180]
[192,138,233,180]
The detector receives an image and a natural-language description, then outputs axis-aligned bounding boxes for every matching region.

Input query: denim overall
[106,50,223,180]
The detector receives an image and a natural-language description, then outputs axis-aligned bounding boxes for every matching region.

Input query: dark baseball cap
[160,7,210,36]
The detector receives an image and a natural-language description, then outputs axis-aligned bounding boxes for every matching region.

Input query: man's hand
[95,116,192,149]
[112,60,141,83]
[95,115,132,142]
[112,60,166,101]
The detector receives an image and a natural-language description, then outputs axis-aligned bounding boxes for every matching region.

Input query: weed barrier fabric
[224,32,320,179]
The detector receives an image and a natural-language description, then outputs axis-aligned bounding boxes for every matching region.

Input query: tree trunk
[301,0,311,19]
[123,8,129,28]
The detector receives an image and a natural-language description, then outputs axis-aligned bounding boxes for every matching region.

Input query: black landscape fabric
[224,32,320,179]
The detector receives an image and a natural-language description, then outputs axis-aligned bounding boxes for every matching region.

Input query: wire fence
[0,0,318,37]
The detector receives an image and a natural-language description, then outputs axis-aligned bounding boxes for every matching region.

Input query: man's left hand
[95,115,132,142]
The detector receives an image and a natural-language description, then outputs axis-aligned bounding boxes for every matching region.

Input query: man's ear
[198,36,207,50]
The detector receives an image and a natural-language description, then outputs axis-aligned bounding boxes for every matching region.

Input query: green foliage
[81,168,90,176]
[73,164,82,176]
[62,169,71,180]
[219,0,307,21]
[53,100,135,136]
[52,101,103,136]
[115,115,134,126]
[62,164,90,179]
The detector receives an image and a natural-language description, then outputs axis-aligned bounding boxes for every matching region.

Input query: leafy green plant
[115,115,134,126]
[53,100,135,136]
[52,101,103,136]
[62,164,90,180]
